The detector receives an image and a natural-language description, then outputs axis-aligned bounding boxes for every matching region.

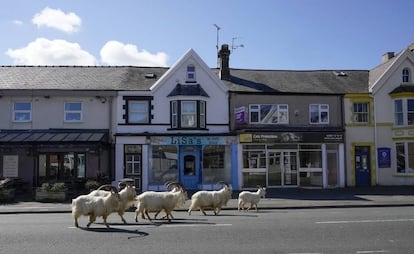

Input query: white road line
[356,250,389,253]
[315,218,414,224]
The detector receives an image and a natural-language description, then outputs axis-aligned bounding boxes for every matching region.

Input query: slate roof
[0,66,368,94]
[221,69,369,94]
[0,66,168,91]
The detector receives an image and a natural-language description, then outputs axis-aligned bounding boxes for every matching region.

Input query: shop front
[147,135,237,191]
[239,132,345,189]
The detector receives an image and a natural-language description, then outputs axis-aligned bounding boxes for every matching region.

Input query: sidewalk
[1,186,414,214]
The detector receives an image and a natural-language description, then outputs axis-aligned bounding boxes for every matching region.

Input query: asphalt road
[1,207,413,254]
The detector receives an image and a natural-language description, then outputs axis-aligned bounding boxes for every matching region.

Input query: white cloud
[13,20,23,26]
[32,7,81,33]
[100,40,168,67]
[6,38,97,65]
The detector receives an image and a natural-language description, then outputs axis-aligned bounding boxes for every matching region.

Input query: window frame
[13,101,32,122]
[186,64,196,82]
[394,99,414,126]
[353,102,369,124]
[395,142,414,174]
[127,100,150,124]
[124,144,142,176]
[402,68,410,83]
[248,104,289,124]
[64,102,82,122]
[170,100,206,129]
[309,104,329,124]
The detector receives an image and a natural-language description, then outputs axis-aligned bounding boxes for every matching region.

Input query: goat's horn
[97,184,113,191]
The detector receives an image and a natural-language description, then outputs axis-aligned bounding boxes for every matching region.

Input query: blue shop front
[146,135,238,191]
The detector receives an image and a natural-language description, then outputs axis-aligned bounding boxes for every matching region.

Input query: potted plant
[35,182,67,202]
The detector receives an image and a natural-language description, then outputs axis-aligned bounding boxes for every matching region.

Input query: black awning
[0,130,108,143]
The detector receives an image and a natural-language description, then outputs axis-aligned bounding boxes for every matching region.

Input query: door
[179,147,200,190]
[355,146,371,186]
[267,151,298,187]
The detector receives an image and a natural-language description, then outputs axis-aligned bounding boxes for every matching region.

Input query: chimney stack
[218,44,230,80]
[382,52,395,63]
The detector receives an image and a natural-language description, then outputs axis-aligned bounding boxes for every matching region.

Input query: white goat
[238,186,266,212]
[88,184,137,224]
[135,182,187,223]
[71,186,120,228]
[188,183,232,216]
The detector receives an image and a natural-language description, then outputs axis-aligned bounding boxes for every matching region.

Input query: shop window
[299,151,322,168]
[310,104,329,124]
[64,102,82,122]
[13,101,32,122]
[170,100,206,129]
[249,104,288,124]
[243,150,266,168]
[396,142,414,174]
[150,145,178,184]
[203,145,231,183]
[38,152,86,183]
[124,145,142,175]
[353,102,369,123]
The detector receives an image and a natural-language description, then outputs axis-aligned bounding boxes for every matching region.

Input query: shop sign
[377,147,391,168]
[3,155,19,177]
[151,136,228,145]
[234,106,247,125]
[240,132,344,143]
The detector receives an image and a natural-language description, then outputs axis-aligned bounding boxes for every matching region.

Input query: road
[0,206,413,254]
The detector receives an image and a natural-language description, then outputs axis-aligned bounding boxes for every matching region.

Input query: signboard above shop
[150,136,236,145]
[239,132,344,143]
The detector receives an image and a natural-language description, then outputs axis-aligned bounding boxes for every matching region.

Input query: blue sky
[1,0,414,70]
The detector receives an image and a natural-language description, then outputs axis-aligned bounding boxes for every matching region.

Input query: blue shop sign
[377,147,391,168]
[152,136,228,145]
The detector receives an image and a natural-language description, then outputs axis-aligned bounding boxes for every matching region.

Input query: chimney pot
[218,44,230,80]
[382,52,395,63]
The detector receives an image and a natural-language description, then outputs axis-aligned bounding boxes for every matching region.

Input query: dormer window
[186,64,196,82]
[402,68,410,83]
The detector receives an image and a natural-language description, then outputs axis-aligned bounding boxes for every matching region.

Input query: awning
[0,130,108,143]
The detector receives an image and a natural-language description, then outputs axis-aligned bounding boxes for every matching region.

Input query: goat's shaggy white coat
[134,183,187,222]
[71,190,120,228]
[188,184,232,215]
[88,185,136,224]
[238,187,266,212]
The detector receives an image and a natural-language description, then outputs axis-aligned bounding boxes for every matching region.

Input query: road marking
[356,250,389,253]
[315,218,414,224]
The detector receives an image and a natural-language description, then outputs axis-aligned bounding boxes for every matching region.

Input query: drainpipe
[370,92,378,186]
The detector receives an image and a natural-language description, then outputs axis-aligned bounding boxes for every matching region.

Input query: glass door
[267,151,282,186]
[283,151,298,186]
[179,146,200,190]
[267,151,298,187]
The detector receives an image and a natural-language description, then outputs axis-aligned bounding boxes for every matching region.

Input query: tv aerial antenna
[213,24,221,68]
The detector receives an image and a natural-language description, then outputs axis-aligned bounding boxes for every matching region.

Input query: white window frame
[353,102,369,124]
[13,101,32,122]
[402,68,410,83]
[249,104,289,124]
[309,104,329,124]
[171,101,178,128]
[64,102,82,122]
[128,100,149,124]
[186,64,196,82]
[181,101,197,128]
[170,100,206,129]
[394,99,414,126]
[395,142,414,174]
